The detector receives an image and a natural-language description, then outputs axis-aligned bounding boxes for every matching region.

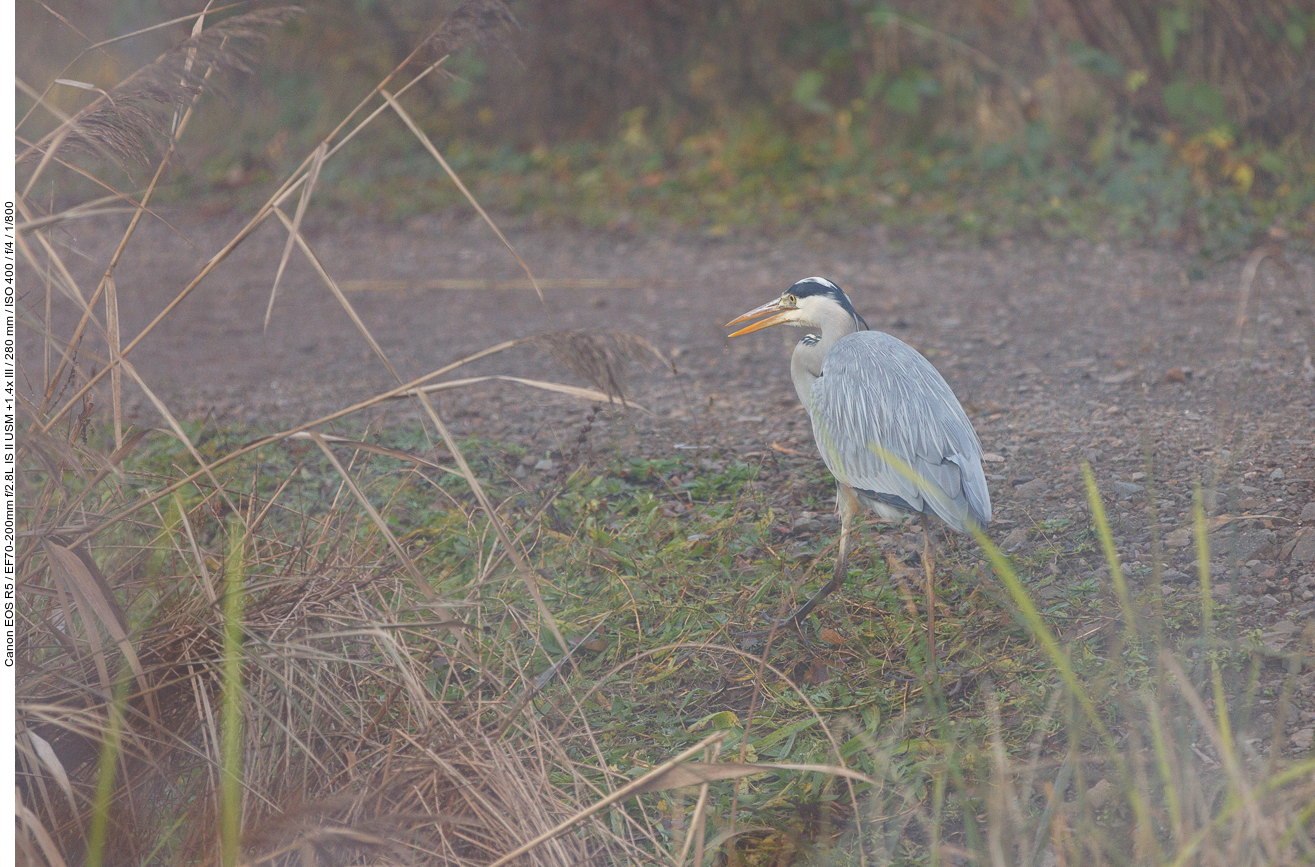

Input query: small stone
[1270,468,1286,481]
[1002,527,1030,552]
[1291,530,1315,565]
[533,458,558,472]
[1300,502,1315,522]
[1261,593,1280,608]
[1291,729,1314,751]
[1112,481,1143,498]
[792,517,823,534]
[1238,497,1261,510]
[1262,620,1298,653]
[1086,778,1113,809]
[1165,528,1193,548]
[1210,528,1277,561]
[1162,366,1187,383]
[1161,569,1192,584]
[982,452,1005,463]
[1014,478,1048,500]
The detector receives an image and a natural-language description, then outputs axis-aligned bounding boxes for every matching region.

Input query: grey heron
[727,277,991,630]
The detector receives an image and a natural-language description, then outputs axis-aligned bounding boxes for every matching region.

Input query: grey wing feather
[808,331,991,533]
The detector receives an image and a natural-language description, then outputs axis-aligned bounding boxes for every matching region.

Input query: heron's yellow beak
[726,298,796,337]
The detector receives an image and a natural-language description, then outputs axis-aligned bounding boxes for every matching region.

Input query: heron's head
[726,277,868,336]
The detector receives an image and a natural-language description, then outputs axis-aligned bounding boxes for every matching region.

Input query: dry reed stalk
[19,8,304,168]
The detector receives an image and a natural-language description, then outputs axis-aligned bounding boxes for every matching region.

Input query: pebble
[1014,478,1048,499]
[1161,569,1192,584]
[1211,527,1277,561]
[1292,530,1315,565]
[1002,527,1030,552]
[1301,502,1315,522]
[1270,468,1285,481]
[1086,779,1113,809]
[1292,729,1314,751]
[792,517,823,534]
[1112,481,1143,498]
[1165,528,1193,548]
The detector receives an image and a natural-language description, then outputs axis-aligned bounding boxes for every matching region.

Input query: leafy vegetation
[19,2,1315,255]
[23,414,1315,863]
[14,3,1315,864]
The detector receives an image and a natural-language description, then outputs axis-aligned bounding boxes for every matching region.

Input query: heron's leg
[783,484,860,626]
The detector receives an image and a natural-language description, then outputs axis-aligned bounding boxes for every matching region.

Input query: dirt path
[25,210,1315,741]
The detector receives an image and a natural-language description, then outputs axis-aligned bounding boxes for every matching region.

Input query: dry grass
[14,4,1315,867]
[13,5,867,865]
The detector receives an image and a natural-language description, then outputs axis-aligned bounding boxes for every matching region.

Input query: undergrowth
[20,414,1315,864]
[191,111,1315,260]
[14,3,1315,865]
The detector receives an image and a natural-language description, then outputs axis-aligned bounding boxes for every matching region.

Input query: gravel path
[24,209,1315,745]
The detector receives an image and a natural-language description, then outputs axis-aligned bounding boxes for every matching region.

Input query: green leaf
[866,3,897,29]
[792,70,831,115]
[1162,79,1229,131]
[884,71,938,116]
[1157,6,1190,63]
[1068,42,1123,78]
[1286,20,1307,50]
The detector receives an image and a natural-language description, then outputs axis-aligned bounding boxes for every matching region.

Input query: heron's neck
[789,304,861,405]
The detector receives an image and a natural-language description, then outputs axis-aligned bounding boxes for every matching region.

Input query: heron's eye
[784,294,797,306]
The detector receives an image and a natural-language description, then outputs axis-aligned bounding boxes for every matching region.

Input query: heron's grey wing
[808,332,992,532]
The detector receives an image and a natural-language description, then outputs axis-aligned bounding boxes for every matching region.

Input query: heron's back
[807,331,991,532]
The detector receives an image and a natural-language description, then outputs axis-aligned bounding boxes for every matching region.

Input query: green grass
[177,109,1315,260]
[75,419,1310,864]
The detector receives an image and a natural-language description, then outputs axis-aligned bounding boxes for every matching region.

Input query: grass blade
[264,142,327,329]
[409,373,647,411]
[380,88,540,299]
[1080,461,1139,646]
[220,519,246,867]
